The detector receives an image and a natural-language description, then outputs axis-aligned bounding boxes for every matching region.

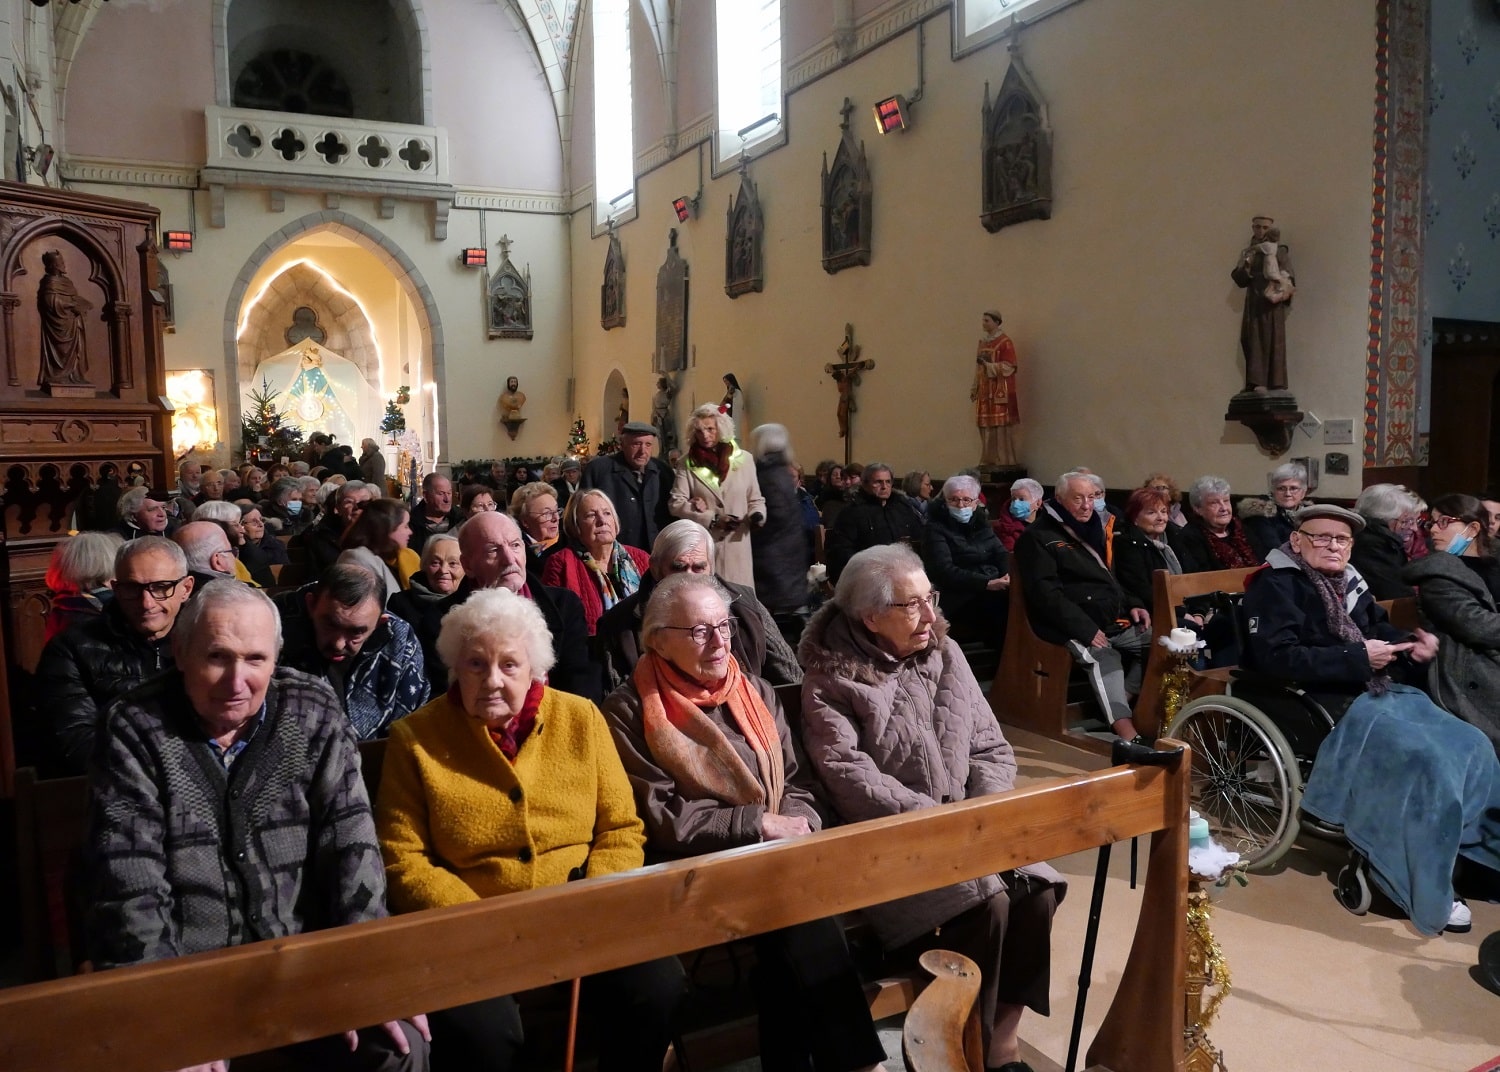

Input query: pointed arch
[221,211,447,461]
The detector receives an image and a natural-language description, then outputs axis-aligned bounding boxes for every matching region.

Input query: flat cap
[621,421,659,437]
[1294,503,1366,534]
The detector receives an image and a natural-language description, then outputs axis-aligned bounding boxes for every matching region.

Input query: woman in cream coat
[669,403,765,587]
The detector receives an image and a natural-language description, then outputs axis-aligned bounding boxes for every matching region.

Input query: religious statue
[1231,215,1294,393]
[720,372,745,442]
[825,323,874,465]
[499,376,527,422]
[37,249,93,387]
[972,309,1019,468]
[651,374,678,453]
[615,387,630,437]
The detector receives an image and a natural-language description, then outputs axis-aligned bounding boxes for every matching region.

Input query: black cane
[1065,841,1112,1072]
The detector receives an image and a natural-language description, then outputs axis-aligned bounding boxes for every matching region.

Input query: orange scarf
[633,651,785,811]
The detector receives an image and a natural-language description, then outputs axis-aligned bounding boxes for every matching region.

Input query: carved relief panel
[820,98,873,274]
[487,235,533,340]
[654,229,689,374]
[981,59,1054,233]
[725,160,764,298]
[601,225,626,330]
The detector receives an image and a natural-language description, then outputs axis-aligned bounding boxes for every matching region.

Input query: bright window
[715,0,782,164]
[593,0,634,224]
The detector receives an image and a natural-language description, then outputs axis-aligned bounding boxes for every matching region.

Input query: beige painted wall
[568,0,1379,498]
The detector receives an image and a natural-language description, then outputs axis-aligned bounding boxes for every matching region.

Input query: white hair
[1054,471,1093,499]
[749,423,792,462]
[942,474,980,499]
[435,587,556,680]
[1354,483,1421,526]
[191,500,240,526]
[1268,462,1307,491]
[650,519,715,578]
[1188,475,1232,510]
[117,486,150,521]
[1010,478,1043,501]
[641,573,730,647]
[833,543,926,621]
[421,533,459,560]
[690,402,736,444]
[173,579,281,655]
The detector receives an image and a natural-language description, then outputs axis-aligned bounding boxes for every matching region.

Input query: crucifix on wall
[824,322,874,466]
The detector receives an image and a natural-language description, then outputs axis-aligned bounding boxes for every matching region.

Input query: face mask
[951,506,975,524]
[1446,531,1473,556]
[1093,497,1107,514]
[1009,499,1032,520]
[286,500,303,515]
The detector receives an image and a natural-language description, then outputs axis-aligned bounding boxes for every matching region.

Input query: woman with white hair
[1351,482,1423,600]
[43,531,123,644]
[923,473,1010,646]
[602,575,889,1072]
[1240,461,1311,558]
[994,477,1043,552]
[799,544,1064,1071]
[377,587,685,1071]
[542,487,651,634]
[1176,475,1261,573]
[749,423,811,618]
[193,499,271,586]
[669,403,765,587]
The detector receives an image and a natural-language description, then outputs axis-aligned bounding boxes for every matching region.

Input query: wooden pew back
[989,570,1087,747]
[1132,567,1257,738]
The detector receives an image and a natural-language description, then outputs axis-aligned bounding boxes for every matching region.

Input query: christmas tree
[380,388,408,436]
[241,379,305,462]
[566,416,591,459]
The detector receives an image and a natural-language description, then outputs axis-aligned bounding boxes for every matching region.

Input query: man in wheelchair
[1242,503,1500,935]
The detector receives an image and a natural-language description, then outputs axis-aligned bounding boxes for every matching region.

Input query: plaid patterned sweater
[86,667,386,969]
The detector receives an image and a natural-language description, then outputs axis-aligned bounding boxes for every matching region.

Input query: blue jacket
[273,585,429,739]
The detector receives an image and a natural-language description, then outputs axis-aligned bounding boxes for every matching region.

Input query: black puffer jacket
[825,490,925,582]
[751,454,811,613]
[922,502,1007,617]
[1013,504,1140,645]
[31,602,175,776]
[1350,523,1413,600]
[1242,549,1408,694]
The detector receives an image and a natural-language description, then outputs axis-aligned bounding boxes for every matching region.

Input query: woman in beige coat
[669,404,765,587]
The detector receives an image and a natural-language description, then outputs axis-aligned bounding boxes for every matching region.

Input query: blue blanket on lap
[1301,684,1500,936]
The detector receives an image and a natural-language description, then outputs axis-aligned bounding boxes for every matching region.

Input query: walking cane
[563,977,583,1072]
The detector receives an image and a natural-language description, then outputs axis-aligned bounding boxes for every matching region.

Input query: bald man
[390,511,599,701]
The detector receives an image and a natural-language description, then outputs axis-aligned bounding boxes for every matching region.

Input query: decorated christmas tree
[380,388,408,436]
[566,416,591,459]
[241,379,305,462]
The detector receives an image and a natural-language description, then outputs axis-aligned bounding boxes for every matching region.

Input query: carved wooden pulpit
[0,181,173,794]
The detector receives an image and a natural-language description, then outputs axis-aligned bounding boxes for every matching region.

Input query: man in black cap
[581,421,673,551]
[552,456,583,512]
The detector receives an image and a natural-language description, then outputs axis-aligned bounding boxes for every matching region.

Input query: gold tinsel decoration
[1187,897,1232,1030]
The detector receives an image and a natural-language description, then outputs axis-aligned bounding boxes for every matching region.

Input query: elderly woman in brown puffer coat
[798,543,1065,1072]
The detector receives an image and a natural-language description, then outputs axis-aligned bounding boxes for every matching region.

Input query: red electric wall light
[460,248,487,268]
[163,230,194,252]
[873,95,910,135]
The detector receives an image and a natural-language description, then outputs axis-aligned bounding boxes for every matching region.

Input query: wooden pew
[1130,567,1257,739]
[1380,595,1419,633]
[0,743,1193,1072]
[989,571,1095,751]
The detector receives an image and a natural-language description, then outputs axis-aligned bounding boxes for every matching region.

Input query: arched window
[715,0,782,165]
[593,0,635,225]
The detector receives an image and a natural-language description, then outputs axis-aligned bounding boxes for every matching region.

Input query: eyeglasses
[888,592,940,614]
[115,576,189,601]
[529,509,560,521]
[660,618,737,645]
[1422,514,1462,532]
[946,497,979,508]
[1296,529,1353,549]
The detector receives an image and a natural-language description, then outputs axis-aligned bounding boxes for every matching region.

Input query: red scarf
[689,441,734,483]
[1197,516,1259,569]
[447,679,547,760]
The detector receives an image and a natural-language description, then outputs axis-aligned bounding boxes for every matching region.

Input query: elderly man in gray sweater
[85,580,429,1071]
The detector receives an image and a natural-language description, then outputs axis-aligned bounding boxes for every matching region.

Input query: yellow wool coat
[376,688,646,913]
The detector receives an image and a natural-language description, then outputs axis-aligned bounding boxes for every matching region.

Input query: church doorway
[603,368,629,442]
[1425,318,1500,499]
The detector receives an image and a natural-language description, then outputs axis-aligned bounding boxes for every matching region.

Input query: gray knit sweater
[86,666,387,969]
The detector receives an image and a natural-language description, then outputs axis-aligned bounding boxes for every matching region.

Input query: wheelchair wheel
[1479,931,1500,995]
[1167,695,1302,870]
[1335,852,1372,915]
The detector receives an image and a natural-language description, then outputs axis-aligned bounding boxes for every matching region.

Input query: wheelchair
[1162,594,1367,904]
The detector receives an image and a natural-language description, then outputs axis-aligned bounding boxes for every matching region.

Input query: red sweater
[541,544,651,634]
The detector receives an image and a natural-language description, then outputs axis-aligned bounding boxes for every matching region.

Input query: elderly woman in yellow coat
[376,587,685,1072]
[669,403,765,588]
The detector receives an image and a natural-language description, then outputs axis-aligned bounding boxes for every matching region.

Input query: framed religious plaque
[980,58,1054,233]
[725,158,764,298]
[820,98,872,274]
[601,225,625,330]
[654,228,688,373]
[487,234,534,340]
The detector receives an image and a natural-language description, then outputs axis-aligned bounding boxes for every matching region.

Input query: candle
[1170,627,1197,648]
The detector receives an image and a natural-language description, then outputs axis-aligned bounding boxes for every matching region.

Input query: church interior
[0,0,1498,1069]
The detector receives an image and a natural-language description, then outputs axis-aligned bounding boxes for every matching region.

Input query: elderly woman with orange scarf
[601,574,890,1072]
[541,487,651,634]
[376,587,685,1071]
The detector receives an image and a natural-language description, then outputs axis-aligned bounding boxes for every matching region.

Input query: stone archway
[222,210,445,459]
[237,262,381,392]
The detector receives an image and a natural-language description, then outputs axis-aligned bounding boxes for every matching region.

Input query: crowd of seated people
[36,413,1500,1072]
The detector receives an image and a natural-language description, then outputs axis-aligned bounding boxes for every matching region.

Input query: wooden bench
[1131,567,1256,740]
[989,571,1099,752]
[0,742,1194,1072]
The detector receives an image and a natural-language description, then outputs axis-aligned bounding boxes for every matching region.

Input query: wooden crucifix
[824,322,874,466]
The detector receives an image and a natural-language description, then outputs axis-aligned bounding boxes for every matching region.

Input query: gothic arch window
[714,0,783,166]
[225,0,422,125]
[593,0,635,225]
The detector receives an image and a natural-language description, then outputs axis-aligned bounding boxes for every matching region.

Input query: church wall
[63,0,215,165]
[567,0,1379,499]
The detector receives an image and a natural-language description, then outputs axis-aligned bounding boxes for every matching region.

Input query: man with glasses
[32,536,193,775]
[1014,471,1151,743]
[825,462,925,583]
[595,519,801,689]
[173,520,242,589]
[393,511,598,701]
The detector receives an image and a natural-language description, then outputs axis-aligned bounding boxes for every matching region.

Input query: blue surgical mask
[1093,496,1107,514]
[286,499,303,515]
[1446,532,1473,556]
[1009,499,1032,520]
[951,506,975,524]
